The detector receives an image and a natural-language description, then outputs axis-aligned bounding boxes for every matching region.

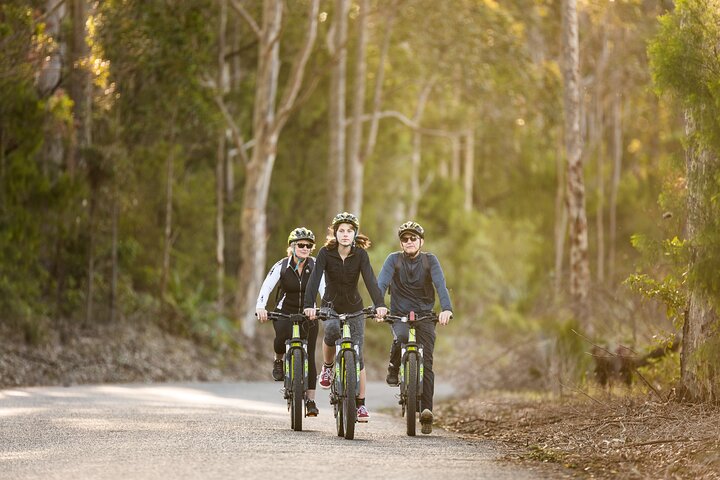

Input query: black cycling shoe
[272,359,284,381]
[305,399,319,417]
[386,364,399,386]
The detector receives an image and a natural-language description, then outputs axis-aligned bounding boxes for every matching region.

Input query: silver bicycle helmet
[331,212,360,231]
[287,227,315,245]
[398,221,425,239]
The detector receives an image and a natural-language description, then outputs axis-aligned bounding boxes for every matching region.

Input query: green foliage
[164,272,236,350]
[649,0,720,308]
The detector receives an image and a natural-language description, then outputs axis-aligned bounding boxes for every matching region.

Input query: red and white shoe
[357,405,370,422]
[318,365,333,389]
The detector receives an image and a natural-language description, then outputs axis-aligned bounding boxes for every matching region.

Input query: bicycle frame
[399,321,424,400]
[383,311,437,436]
[334,318,360,394]
[318,306,374,440]
[261,312,311,431]
[284,318,309,395]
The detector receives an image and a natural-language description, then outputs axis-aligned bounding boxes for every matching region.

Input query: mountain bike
[317,306,376,440]
[259,311,312,432]
[382,311,438,436]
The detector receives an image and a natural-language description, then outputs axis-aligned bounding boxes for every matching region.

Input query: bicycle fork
[331,322,359,405]
[283,322,308,399]
[399,327,424,409]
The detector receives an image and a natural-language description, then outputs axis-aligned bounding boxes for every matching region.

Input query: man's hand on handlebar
[256,308,268,323]
[304,307,316,320]
[374,306,388,321]
[438,310,452,325]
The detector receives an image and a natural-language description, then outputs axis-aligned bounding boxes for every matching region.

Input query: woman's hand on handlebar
[374,306,388,321]
[304,307,316,320]
[256,308,268,323]
[438,310,452,325]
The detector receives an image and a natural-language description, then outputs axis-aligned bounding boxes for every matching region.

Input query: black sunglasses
[296,242,314,249]
[400,235,418,243]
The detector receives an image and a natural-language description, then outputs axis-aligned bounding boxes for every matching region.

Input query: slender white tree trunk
[234,0,319,337]
[160,140,176,300]
[346,0,368,215]
[554,138,568,297]
[327,0,349,218]
[408,80,433,219]
[464,129,474,212]
[236,0,281,338]
[608,93,622,282]
[216,0,228,309]
[562,0,590,320]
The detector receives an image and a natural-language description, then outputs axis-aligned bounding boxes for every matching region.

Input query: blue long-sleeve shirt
[377,251,452,315]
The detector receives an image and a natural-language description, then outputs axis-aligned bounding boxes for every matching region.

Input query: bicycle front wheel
[342,350,357,440]
[406,353,418,436]
[291,349,303,431]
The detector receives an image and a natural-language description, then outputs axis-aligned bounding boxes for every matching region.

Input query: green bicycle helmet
[398,221,425,239]
[287,227,315,245]
[332,212,360,231]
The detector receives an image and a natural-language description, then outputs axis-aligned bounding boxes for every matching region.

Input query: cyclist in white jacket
[256,227,325,416]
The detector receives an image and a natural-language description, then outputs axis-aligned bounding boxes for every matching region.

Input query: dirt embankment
[0,321,265,388]
[435,392,720,480]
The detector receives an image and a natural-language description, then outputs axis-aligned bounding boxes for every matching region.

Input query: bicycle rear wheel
[291,349,303,431]
[406,353,418,436]
[342,350,357,440]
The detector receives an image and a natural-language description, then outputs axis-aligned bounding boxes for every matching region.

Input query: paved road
[1,382,567,479]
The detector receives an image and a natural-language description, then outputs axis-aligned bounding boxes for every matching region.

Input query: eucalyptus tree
[650,0,720,402]
[327,0,349,218]
[561,0,590,320]
[227,0,320,337]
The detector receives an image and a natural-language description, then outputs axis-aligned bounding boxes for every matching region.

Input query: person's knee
[324,326,341,345]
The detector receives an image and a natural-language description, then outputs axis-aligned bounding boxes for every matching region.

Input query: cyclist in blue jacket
[376,221,452,434]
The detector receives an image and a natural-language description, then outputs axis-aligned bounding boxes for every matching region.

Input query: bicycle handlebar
[316,306,377,321]
[381,312,440,324]
[256,311,310,322]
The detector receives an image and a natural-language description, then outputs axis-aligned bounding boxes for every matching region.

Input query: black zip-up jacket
[303,245,386,314]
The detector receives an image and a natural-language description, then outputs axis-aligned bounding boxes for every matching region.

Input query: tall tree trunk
[234,0,319,337]
[346,0,368,215]
[362,5,395,169]
[554,138,568,297]
[159,141,176,300]
[327,0,349,218]
[408,79,433,219]
[593,90,605,284]
[236,0,282,338]
[216,133,226,309]
[216,0,228,310]
[38,1,66,176]
[608,92,622,283]
[85,188,95,325]
[70,0,91,173]
[110,178,118,323]
[594,14,610,285]
[464,129,475,212]
[450,134,460,181]
[562,0,590,320]
[680,111,720,402]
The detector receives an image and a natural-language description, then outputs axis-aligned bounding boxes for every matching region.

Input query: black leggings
[272,314,319,390]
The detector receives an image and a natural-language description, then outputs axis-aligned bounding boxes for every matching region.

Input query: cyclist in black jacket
[304,212,387,422]
[256,227,325,416]
[377,221,453,434]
